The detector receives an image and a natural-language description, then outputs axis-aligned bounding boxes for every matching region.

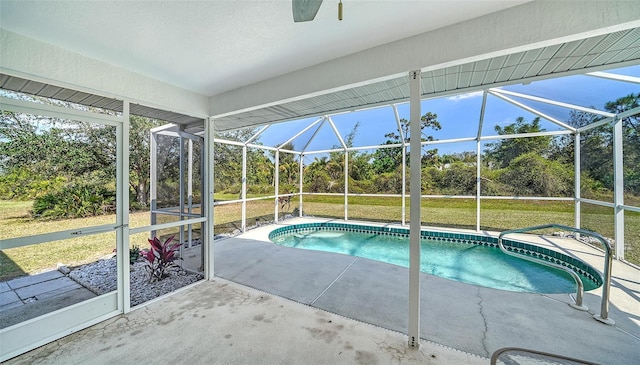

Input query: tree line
[1,93,638,219]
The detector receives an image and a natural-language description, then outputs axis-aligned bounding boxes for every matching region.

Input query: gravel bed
[68,257,204,306]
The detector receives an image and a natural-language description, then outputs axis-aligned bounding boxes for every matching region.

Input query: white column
[241,145,247,232]
[393,104,407,226]
[150,126,158,238]
[187,139,193,247]
[205,117,216,280]
[178,133,185,247]
[299,154,304,217]
[344,151,349,221]
[117,100,131,313]
[574,133,581,230]
[476,141,481,232]
[408,70,421,348]
[613,118,625,259]
[476,91,487,232]
[275,149,280,222]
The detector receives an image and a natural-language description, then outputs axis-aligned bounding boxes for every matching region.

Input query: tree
[276,142,298,187]
[371,112,441,174]
[484,117,552,168]
[213,127,274,195]
[0,111,117,199]
[129,116,162,207]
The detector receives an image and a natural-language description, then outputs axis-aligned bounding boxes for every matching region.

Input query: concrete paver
[0,287,96,329]
[0,282,11,293]
[14,277,81,299]
[7,270,62,289]
[1,270,97,330]
[0,291,21,307]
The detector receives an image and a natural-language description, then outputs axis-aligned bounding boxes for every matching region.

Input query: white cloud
[447,91,484,102]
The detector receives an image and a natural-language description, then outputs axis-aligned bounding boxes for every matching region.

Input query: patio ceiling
[1,1,639,130]
[3,24,639,131]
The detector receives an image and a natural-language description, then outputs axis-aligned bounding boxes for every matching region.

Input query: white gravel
[68,257,204,306]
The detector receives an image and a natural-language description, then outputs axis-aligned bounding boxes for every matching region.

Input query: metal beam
[118,101,130,313]
[488,90,576,132]
[490,88,616,118]
[241,145,247,232]
[587,71,640,84]
[299,154,304,217]
[281,117,324,147]
[205,117,216,280]
[301,117,326,153]
[393,104,407,226]
[613,117,625,259]
[274,149,280,221]
[476,91,487,232]
[245,124,270,144]
[574,133,581,232]
[408,70,421,348]
[327,117,347,149]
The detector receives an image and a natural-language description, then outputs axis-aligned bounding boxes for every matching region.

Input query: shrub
[32,183,115,219]
[141,235,181,282]
[0,168,67,200]
[497,153,573,197]
[129,245,141,265]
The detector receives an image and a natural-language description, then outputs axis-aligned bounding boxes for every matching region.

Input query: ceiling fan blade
[292,0,323,22]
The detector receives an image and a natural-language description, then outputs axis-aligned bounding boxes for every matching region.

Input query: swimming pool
[269,223,602,293]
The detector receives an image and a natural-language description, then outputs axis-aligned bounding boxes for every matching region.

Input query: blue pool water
[270,228,600,293]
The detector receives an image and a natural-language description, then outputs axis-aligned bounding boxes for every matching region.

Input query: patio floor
[4,218,639,364]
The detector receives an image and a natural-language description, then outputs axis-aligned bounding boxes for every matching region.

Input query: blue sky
[252,64,640,160]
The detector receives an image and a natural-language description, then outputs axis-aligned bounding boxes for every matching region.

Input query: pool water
[271,229,599,293]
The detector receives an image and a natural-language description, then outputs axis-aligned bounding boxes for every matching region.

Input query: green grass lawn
[1,196,638,280]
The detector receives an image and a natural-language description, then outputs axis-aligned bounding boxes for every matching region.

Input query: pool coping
[268,221,603,290]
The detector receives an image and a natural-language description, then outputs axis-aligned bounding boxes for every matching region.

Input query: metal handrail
[499,229,587,312]
[498,224,614,325]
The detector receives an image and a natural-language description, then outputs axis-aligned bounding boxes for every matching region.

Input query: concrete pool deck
[217,217,639,364]
[4,217,639,364]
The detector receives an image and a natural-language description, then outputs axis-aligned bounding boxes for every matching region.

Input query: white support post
[408,70,421,348]
[574,133,581,230]
[179,133,185,249]
[241,145,247,232]
[205,117,215,280]
[199,137,206,271]
[150,126,158,238]
[117,101,131,313]
[344,151,349,221]
[476,141,481,232]
[187,139,193,247]
[275,149,280,222]
[613,118,625,259]
[476,91,487,232]
[299,154,304,217]
[393,104,407,226]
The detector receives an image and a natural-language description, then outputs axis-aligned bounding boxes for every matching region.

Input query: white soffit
[0,74,204,125]
[213,27,640,131]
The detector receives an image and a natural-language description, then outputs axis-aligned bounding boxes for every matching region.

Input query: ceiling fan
[293,0,343,22]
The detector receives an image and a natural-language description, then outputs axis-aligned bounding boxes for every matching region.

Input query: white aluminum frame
[0,96,127,361]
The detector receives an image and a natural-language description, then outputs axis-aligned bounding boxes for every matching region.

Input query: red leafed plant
[141,235,181,282]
